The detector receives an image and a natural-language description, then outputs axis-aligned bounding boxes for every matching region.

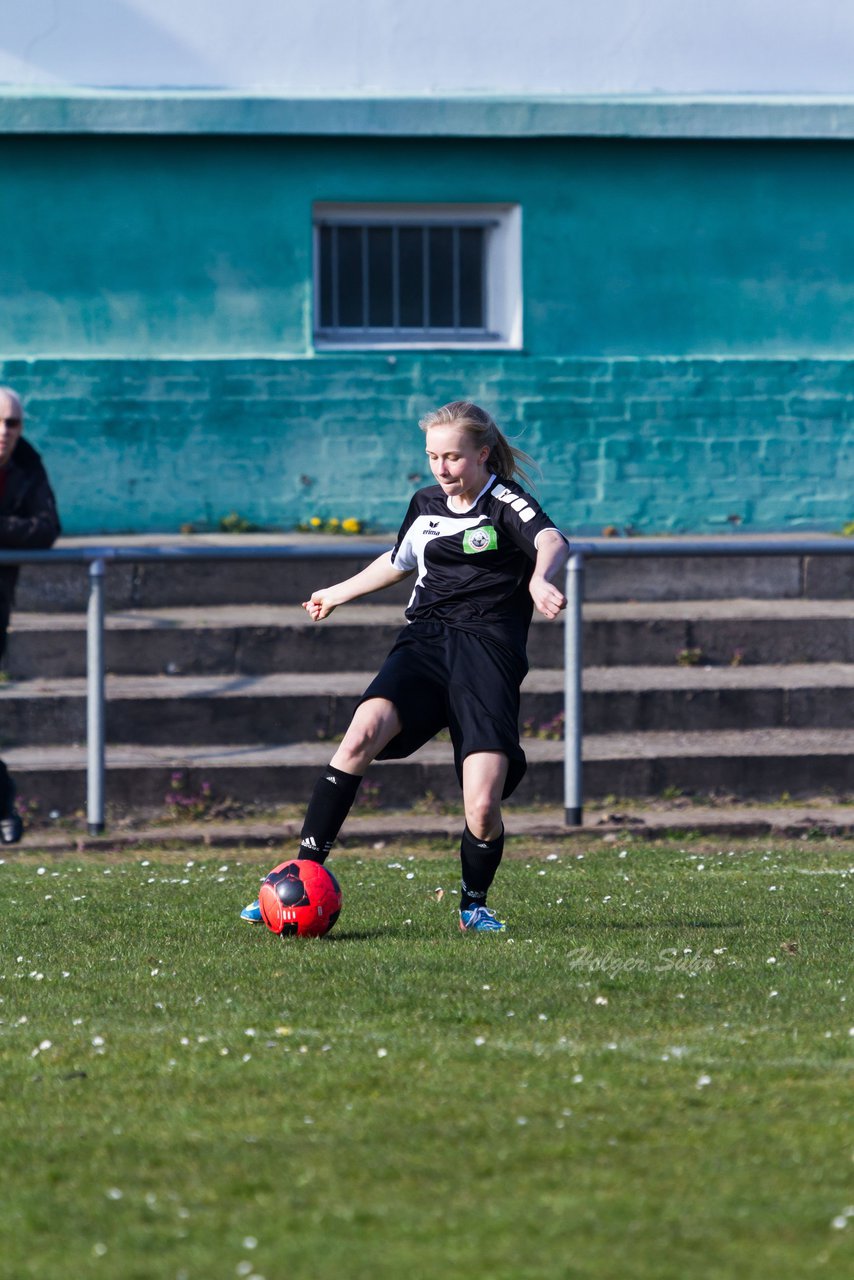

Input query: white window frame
[313,203,522,350]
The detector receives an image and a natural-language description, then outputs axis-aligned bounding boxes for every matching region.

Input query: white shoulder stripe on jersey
[492,482,536,523]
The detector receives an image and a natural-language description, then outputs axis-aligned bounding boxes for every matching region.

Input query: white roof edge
[3,91,854,138]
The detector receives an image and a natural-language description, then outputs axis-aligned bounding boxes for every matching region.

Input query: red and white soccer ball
[258,859,342,938]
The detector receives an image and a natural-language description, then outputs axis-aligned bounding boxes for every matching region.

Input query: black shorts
[359,620,528,799]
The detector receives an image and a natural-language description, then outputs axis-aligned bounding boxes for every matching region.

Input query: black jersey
[390,475,566,649]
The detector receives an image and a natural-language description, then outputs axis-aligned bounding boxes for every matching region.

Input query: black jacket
[0,437,61,637]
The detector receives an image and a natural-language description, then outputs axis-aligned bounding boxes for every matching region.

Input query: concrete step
[579,663,854,732]
[9,533,854,613]
[12,537,408,613]
[6,606,413,679]
[19,802,854,853]
[5,728,854,815]
[3,665,854,747]
[582,599,854,666]
[7,598,854,679]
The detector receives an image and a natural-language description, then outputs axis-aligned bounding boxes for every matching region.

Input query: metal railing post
[564,550,585,826]
[86,557,106,834]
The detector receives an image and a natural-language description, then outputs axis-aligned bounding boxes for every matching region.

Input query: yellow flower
[341,517,362,534]
[326,518,340,529]
[309,516,322,528]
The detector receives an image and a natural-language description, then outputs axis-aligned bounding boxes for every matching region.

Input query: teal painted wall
[2,355,851,535]
[4,135,854,357]
[2,134,854,531]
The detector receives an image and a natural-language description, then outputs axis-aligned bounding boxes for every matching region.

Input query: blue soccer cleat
[459,904,506,933]
[240,898,263,924]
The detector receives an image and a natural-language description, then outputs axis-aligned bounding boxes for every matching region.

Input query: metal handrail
[1,536,852,833]
[0,541,388,565]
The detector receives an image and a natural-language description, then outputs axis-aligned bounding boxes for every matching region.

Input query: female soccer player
[243,400,568,932]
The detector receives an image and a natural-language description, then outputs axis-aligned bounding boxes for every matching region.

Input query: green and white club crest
[463,525,498,554]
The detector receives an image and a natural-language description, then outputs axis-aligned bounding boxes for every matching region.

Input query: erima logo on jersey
[492,483,536,523]
[463,526,498,554]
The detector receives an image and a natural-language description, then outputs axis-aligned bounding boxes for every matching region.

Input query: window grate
[316,219,497,341]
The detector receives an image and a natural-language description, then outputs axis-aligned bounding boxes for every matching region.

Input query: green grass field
[0,837,851,1280]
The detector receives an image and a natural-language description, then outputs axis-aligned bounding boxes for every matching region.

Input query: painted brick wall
[2,354,851,535]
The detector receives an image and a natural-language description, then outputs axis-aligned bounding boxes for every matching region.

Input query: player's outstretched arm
[302,550,412,621]
[529,530,569,620]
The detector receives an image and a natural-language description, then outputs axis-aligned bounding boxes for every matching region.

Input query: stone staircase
[1,536,853,819]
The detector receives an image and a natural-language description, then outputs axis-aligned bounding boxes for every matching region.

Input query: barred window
[313,205,521,348]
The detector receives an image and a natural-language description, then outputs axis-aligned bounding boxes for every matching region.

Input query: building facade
[1,5,853,533]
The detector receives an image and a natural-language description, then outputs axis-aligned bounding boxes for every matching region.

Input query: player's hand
[529,576,567,620]
[302,590,337,622]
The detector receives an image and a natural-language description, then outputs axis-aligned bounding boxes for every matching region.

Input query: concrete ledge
[4,666,854,744]
[4,730,854,811]
[8,599,854,678]
[9,534,853,610]
[10,805,854,854]
[4,91,854,138]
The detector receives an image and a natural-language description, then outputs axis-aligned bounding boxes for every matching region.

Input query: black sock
[460,825,505,910]
[298,765,362,862]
